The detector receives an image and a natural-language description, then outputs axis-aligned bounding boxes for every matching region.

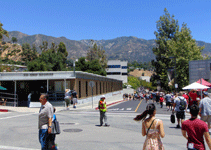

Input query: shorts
[64,98,70,105]
[201,115,211,126]
[73,98,77,104]
[166,102,171,106]
[176,111,185,119]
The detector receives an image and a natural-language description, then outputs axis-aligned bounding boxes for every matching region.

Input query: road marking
[135,99,143,112]
[0,113,36,120]
[0,145,39,150]
[126,108,132,110]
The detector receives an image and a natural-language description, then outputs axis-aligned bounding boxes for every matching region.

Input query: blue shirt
[199,97,211,116]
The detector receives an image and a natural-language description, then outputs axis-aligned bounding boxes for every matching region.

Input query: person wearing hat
[199,91,211,134]
[98,95,110,127]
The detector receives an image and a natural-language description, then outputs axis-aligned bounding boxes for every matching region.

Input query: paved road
[1,105,208,150]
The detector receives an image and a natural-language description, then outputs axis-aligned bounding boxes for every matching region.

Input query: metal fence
[0,92,18,107]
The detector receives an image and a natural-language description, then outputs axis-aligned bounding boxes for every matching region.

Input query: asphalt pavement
[0,88,209,150]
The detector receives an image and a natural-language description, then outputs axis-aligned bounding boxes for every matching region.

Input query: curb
[0,109,8,112]
[95,100,126,110]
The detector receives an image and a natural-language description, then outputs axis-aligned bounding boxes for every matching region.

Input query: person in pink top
[182,104,211,150]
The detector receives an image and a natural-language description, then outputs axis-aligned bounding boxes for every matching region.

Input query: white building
[106,60,128,83]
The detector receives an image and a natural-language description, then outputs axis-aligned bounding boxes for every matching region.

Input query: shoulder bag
[51,119,61,134]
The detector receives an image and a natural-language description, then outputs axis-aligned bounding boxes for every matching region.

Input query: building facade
[106,60,128,83]
[0,71,122,107]
[189,59,211,83]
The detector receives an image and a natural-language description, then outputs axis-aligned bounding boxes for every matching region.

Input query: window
[122,73,128,75]
[86,81,88,97]
[107,72,121,75]
[122,66,127,69]
[79,81,81,98]
[107,65,121,68]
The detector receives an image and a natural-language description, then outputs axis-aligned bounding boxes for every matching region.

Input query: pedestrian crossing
[108,108,133,111]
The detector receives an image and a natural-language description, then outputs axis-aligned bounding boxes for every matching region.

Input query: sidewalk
[0,88,134,113]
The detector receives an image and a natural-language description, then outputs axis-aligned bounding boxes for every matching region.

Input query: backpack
[179,97,186,110]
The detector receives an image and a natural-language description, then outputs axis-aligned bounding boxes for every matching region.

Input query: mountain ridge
[3,31,211,62]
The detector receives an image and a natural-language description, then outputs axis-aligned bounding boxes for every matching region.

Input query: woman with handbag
[134,103,165,150]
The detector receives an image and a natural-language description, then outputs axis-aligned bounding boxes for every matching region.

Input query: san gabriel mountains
[3,31,211,63]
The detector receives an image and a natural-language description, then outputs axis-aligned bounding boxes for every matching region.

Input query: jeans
[188,148,198,150]
[39,129,48,150]
[100,111,107,125]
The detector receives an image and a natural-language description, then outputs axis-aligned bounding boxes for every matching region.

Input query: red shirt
[159,97,164,102]
[182,118,208,150]
[189,92,198,101]
[183,94,189,104]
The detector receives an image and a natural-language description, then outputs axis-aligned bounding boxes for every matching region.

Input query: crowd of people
[133,89,211,150]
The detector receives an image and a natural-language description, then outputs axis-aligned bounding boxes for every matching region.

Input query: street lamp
[169,56,177,92]
[73,59,78,77]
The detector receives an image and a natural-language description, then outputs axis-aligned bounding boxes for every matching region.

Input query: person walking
[71,89,78,108]
[98,95,110,127]
[38,94,54,150]
[156,92,160,104]
[165,91,172,111]
[182,104,211,150]
[134,103,165,150]
[173,92,188,128]
[160,95,164,108]
[199,91,211,134]
[64,89,71,109]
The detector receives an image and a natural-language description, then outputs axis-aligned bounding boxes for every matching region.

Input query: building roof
[0,71,122,82]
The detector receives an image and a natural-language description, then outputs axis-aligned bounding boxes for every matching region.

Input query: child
[160,96,164,108]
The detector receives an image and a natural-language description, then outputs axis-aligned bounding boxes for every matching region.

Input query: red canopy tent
[196,78,211,91]
[196,78,211,87]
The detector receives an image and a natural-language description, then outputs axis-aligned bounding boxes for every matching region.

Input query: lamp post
[73,59,78,77]
[169,56,177,92]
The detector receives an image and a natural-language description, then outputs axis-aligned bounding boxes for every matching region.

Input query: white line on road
[0,145,39,150]
[126,108,132,110]
[0,113,36,120]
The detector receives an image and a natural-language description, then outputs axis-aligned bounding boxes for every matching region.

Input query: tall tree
[86,41,107,70]
[152,8,179,90]
[152,8,203,90]
[20,43,38,65]
[0,22,9,41]
[167,23,203,89]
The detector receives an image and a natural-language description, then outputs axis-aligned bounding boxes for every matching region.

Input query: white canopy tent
[182,82,210,99]
[182,82,210,90]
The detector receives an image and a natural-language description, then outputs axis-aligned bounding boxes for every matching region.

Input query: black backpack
[179,97,186,110]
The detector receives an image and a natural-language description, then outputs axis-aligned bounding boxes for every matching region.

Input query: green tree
[152,8,203,91]
[152,8,179,91]
[86,41,107,70]
[39,41,48,52]
[20,43,38,65]
[11,37,17,43]
[166,23,203,89]
[0,22,9,41]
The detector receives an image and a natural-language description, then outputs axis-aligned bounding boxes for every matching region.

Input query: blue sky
[1,0,211,43]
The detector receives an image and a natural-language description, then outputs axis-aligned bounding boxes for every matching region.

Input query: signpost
[89,81,95,108]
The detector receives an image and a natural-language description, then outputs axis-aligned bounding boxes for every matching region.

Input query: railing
[48,91,65,107]
[0,92,18,107]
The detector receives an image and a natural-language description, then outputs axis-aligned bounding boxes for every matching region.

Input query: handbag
[146,119,156,135]
[51,119,61,134]
[170,112,175,124]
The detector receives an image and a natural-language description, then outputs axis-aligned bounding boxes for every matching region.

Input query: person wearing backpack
[173,92,188,128]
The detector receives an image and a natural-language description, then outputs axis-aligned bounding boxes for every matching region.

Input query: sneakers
[105,124,110,127]
[176,125,181,128]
